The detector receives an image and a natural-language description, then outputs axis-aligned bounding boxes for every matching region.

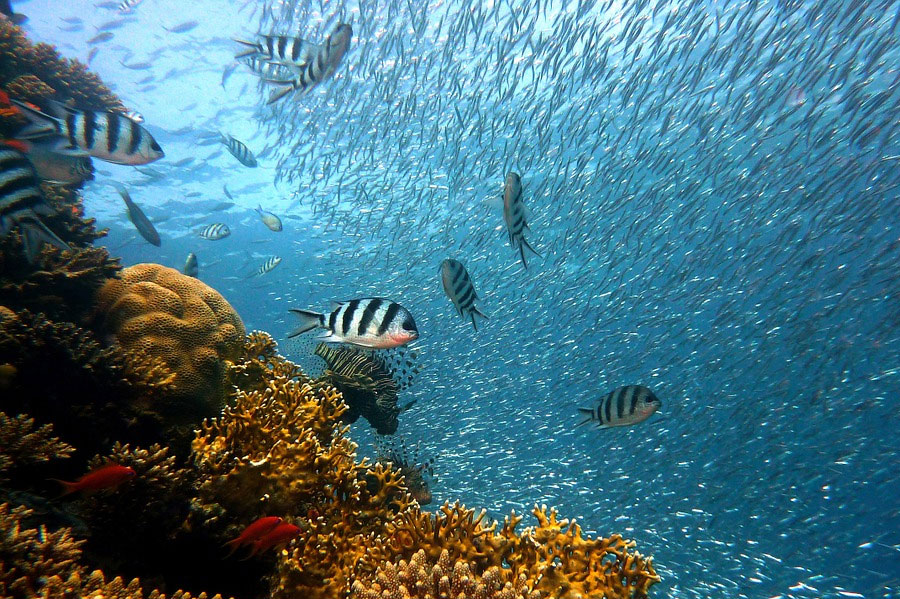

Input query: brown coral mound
[0,503,224,599]
[95,264,246,419]
[351,549,541,599]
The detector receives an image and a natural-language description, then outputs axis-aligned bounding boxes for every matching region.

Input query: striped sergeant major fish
[11,99,163,165]
[183,252,198,277]
[0,147,70,262]
[253,255,281,276]
[199,223,230,240]
[503,172,541,269]
[241,56,298,83]
[220,133,257,167]
[118,0,143,13]
[258,24,352,104]
[288,297,418,349]
[112,182,160,246]
[577,385,661,430]
[440,259,487,331]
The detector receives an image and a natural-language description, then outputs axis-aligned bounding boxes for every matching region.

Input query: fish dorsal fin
[330,301,344,311]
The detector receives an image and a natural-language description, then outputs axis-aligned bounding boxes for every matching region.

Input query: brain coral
[95,264,245,419]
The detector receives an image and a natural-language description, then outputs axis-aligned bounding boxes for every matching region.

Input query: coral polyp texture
[0,412,74,477]
[95,264,246,420]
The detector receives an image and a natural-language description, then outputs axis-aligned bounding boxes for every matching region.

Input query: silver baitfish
[255,205,282,231]
[248,24,353,104]
[254,255,282,276]
[183,252,198,277]
[112,183,160,246]
[288,297,419,349]
[440,259,487,331]
[502,172,541,270]
[219,133,257,167]
[577,385,661,430]
[12,100,164,165]
[199,223,230,240]
[0,147,70,262]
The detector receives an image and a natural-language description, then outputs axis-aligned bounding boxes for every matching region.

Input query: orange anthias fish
[223,516,282,557]
[53,463,136,496]
[245,522,301,558]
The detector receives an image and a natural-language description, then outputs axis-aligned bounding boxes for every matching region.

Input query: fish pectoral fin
[316,333,343,343]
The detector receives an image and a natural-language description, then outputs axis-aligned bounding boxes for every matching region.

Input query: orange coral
[95,264,245,419]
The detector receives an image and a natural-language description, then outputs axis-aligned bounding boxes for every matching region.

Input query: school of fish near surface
[19,0,900,597]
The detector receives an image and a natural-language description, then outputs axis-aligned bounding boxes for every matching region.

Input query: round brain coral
[95,264,245,419]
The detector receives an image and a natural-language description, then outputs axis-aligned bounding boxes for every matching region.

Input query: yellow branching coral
[350,548,541,599]
[0,503,225,599]
[95,264,246,419]
[226,330,303,394]
[0,412,74,476]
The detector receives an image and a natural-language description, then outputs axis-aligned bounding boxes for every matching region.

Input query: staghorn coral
[192,366,416,599]
[95,264,246,419]
[0,309,179,465]
[0,502,225,599]
[350,548,541,599]
[371,503,660,599]
[0,412,74,477]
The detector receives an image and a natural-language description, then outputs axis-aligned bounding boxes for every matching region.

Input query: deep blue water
[18,0,900,596]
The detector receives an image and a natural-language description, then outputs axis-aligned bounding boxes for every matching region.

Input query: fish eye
[401,318,416,332]
[150,140,162,152]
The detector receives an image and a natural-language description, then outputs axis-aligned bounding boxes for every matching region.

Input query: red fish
[1,139,29,153]
[245,523,301,558]
[223,516,282,557]
[53,463,136,496]
[0,90,10,106]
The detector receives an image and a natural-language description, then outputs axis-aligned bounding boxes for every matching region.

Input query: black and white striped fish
[257,24,352,104]
[288,297,418,349]
[0,147,70,263]
[12,100,163,165]
[235,33,317,66]
[440,259,487,331]
[118,0,142,13]
[241,56,298,83]
[503,172,541,270]
[183,252,198,277]
[253,255,281,276]
[219,133,257,167]
[199,223,230,240]
[577,385,662,430]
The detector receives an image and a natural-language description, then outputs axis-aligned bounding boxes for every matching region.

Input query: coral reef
[0,412,74,478]
[373,435,434,506]
[0,17,122,138]
[0,309,179,463]
[0,502,224,599]
[350,548,541,599]
[95,264,246,420]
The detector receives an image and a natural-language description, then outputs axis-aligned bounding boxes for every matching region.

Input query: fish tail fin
[10,100,60,139]
[575,408,595,428]
[18,215,70,263]
[233,38,261,58]
[522,237,541,258]
[266,85,294,104]
[287,309,325,338]
[49,478,78,497]
[518,242,529,270]
[470,312,478,332]
[473,306,488,320]
[222,538,242,558]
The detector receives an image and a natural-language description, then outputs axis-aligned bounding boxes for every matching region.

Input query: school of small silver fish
[10,0,900,597]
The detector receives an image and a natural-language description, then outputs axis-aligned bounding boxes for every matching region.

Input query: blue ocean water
[18,0,900,596]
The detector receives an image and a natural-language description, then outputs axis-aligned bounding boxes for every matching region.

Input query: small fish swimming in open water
[12,99,163,165]
[112,182,160,246]
[440,259,487,331]
[253,255,281,276]
[199,223,230,240]
[577,385,661,430]
[289,298,418,349]
[0,147,70,262]
[255,205,282,231]
[503,172,541,269]
[183,252,198,277]
[220,133,257,167]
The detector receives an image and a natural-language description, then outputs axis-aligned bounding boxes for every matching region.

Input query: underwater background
[3,0,899,597]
